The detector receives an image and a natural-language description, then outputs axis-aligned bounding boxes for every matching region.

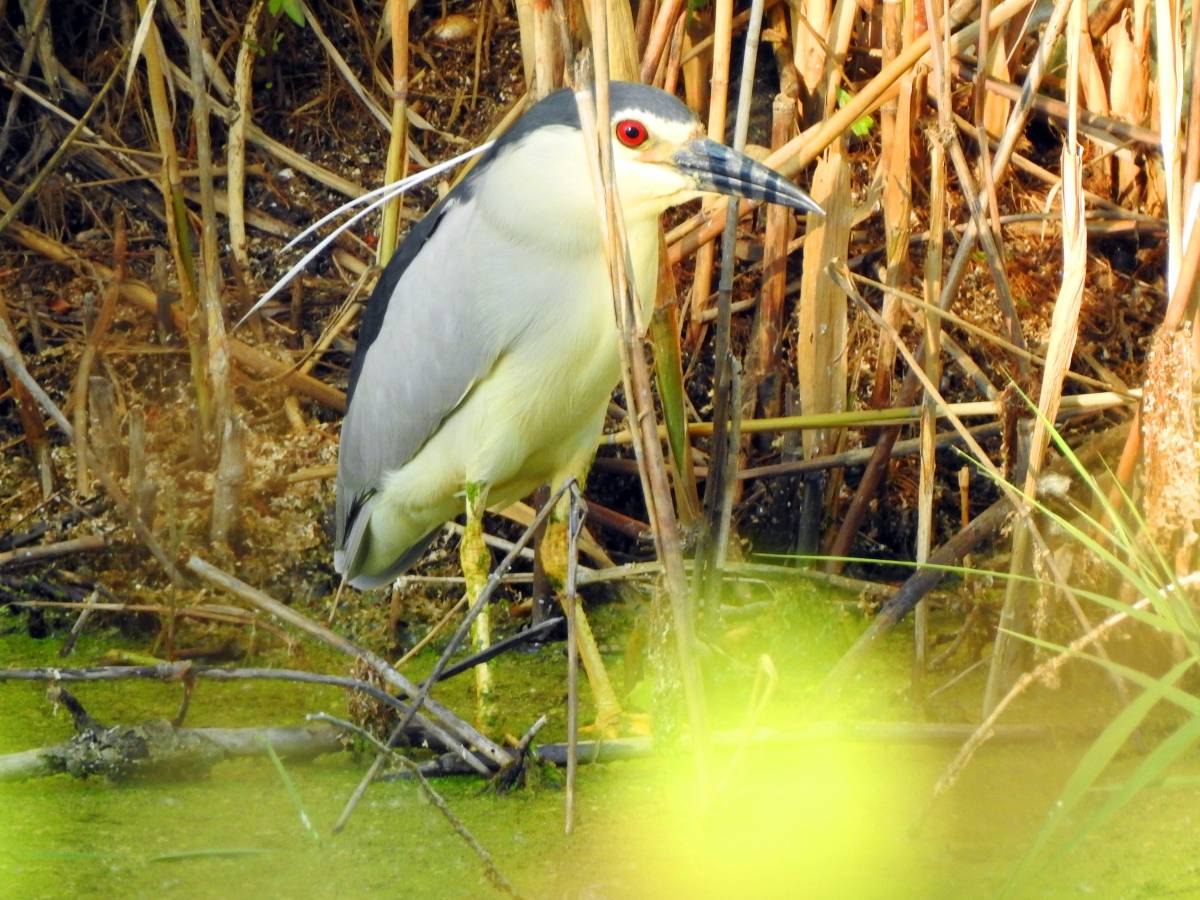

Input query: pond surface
[2,591,1198,899]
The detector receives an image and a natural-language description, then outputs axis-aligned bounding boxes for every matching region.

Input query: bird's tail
[335,495,441,589]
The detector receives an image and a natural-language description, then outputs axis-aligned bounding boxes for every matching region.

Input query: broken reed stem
[697,0,766,612]
[185,0,233,441]
[581,7,710,790]
[72,212,125,494]
[379,0,410,263]
[984,0,1088,715]
[228,0,265,311]
[136,0,209,427]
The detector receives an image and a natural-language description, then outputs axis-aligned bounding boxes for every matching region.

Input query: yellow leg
[543,497,641,737]
[462,482,494,725]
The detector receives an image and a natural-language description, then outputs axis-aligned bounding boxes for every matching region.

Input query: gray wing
[334,196,503,564]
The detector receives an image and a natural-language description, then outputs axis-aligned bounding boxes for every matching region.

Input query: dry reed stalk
[379,0,410,263]
[744,93,798,425]
[185,0,232,441]
[792,0,831,113]
[299,1,390,128]
[0,312,184,584]
[535,0,565,95]
[796,150,854,564]
[915,126,948,687]
[796,152,850,465]
[515,0,538,88]
[978,0,1012,139]
[602,390,1135,446]
[815,0,860,120]
[0,293,53,497]
[680,12,711,114]
[1141,326,1200,572]
[696,0,770,605]
[947,59,1160,147]
[833,277,1123,691]
[639,0,685,82]
[869,0,914,413]
[685,0,734,344]
[1153,0,1185,294]
[581,3,709,785]
[983,0,1089,715]
[135,0,209,427]
[660,11,687,92]
[601,0,640,78]
[228,0,264,320]
[767,3,801,100]
[650,244,701,525]
[1105,1,1151,205]
[1184,4,1200,196]
[72,214,125,493]
[0,0,49,161]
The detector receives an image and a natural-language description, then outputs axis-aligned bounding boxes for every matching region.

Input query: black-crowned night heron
[333,82,819,729]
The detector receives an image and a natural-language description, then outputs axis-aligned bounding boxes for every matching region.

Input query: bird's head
[601,85,823,220]
[473,83,821,249]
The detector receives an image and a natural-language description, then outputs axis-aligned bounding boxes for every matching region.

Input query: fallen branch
[0,534,106,569]
[0,719,342,782]
[0,683,341,781]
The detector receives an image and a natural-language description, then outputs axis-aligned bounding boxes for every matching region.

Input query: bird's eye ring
[615,119,649,148]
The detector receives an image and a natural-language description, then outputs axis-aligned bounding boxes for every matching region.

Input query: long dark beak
[672,138,824,215]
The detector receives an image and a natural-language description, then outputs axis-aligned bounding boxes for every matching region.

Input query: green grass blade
[1003,656,1196,895]
[1061,715,1200,861]
[263,738,321,844]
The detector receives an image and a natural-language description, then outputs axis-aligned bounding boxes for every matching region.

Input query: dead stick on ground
[0,535,106,569]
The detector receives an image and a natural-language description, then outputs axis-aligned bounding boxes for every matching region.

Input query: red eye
[615,119,649,148]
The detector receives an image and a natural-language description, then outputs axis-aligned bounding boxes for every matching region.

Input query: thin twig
[330,479,573,834]
[307,713,522,898]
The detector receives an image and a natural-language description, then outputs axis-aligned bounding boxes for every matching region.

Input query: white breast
[377,211,659,527]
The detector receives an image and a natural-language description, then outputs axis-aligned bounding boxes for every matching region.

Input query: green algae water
[3,598,1199,899]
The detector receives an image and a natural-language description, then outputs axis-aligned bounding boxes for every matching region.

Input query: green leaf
[836,88,875,137]
[268,0,306,27]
